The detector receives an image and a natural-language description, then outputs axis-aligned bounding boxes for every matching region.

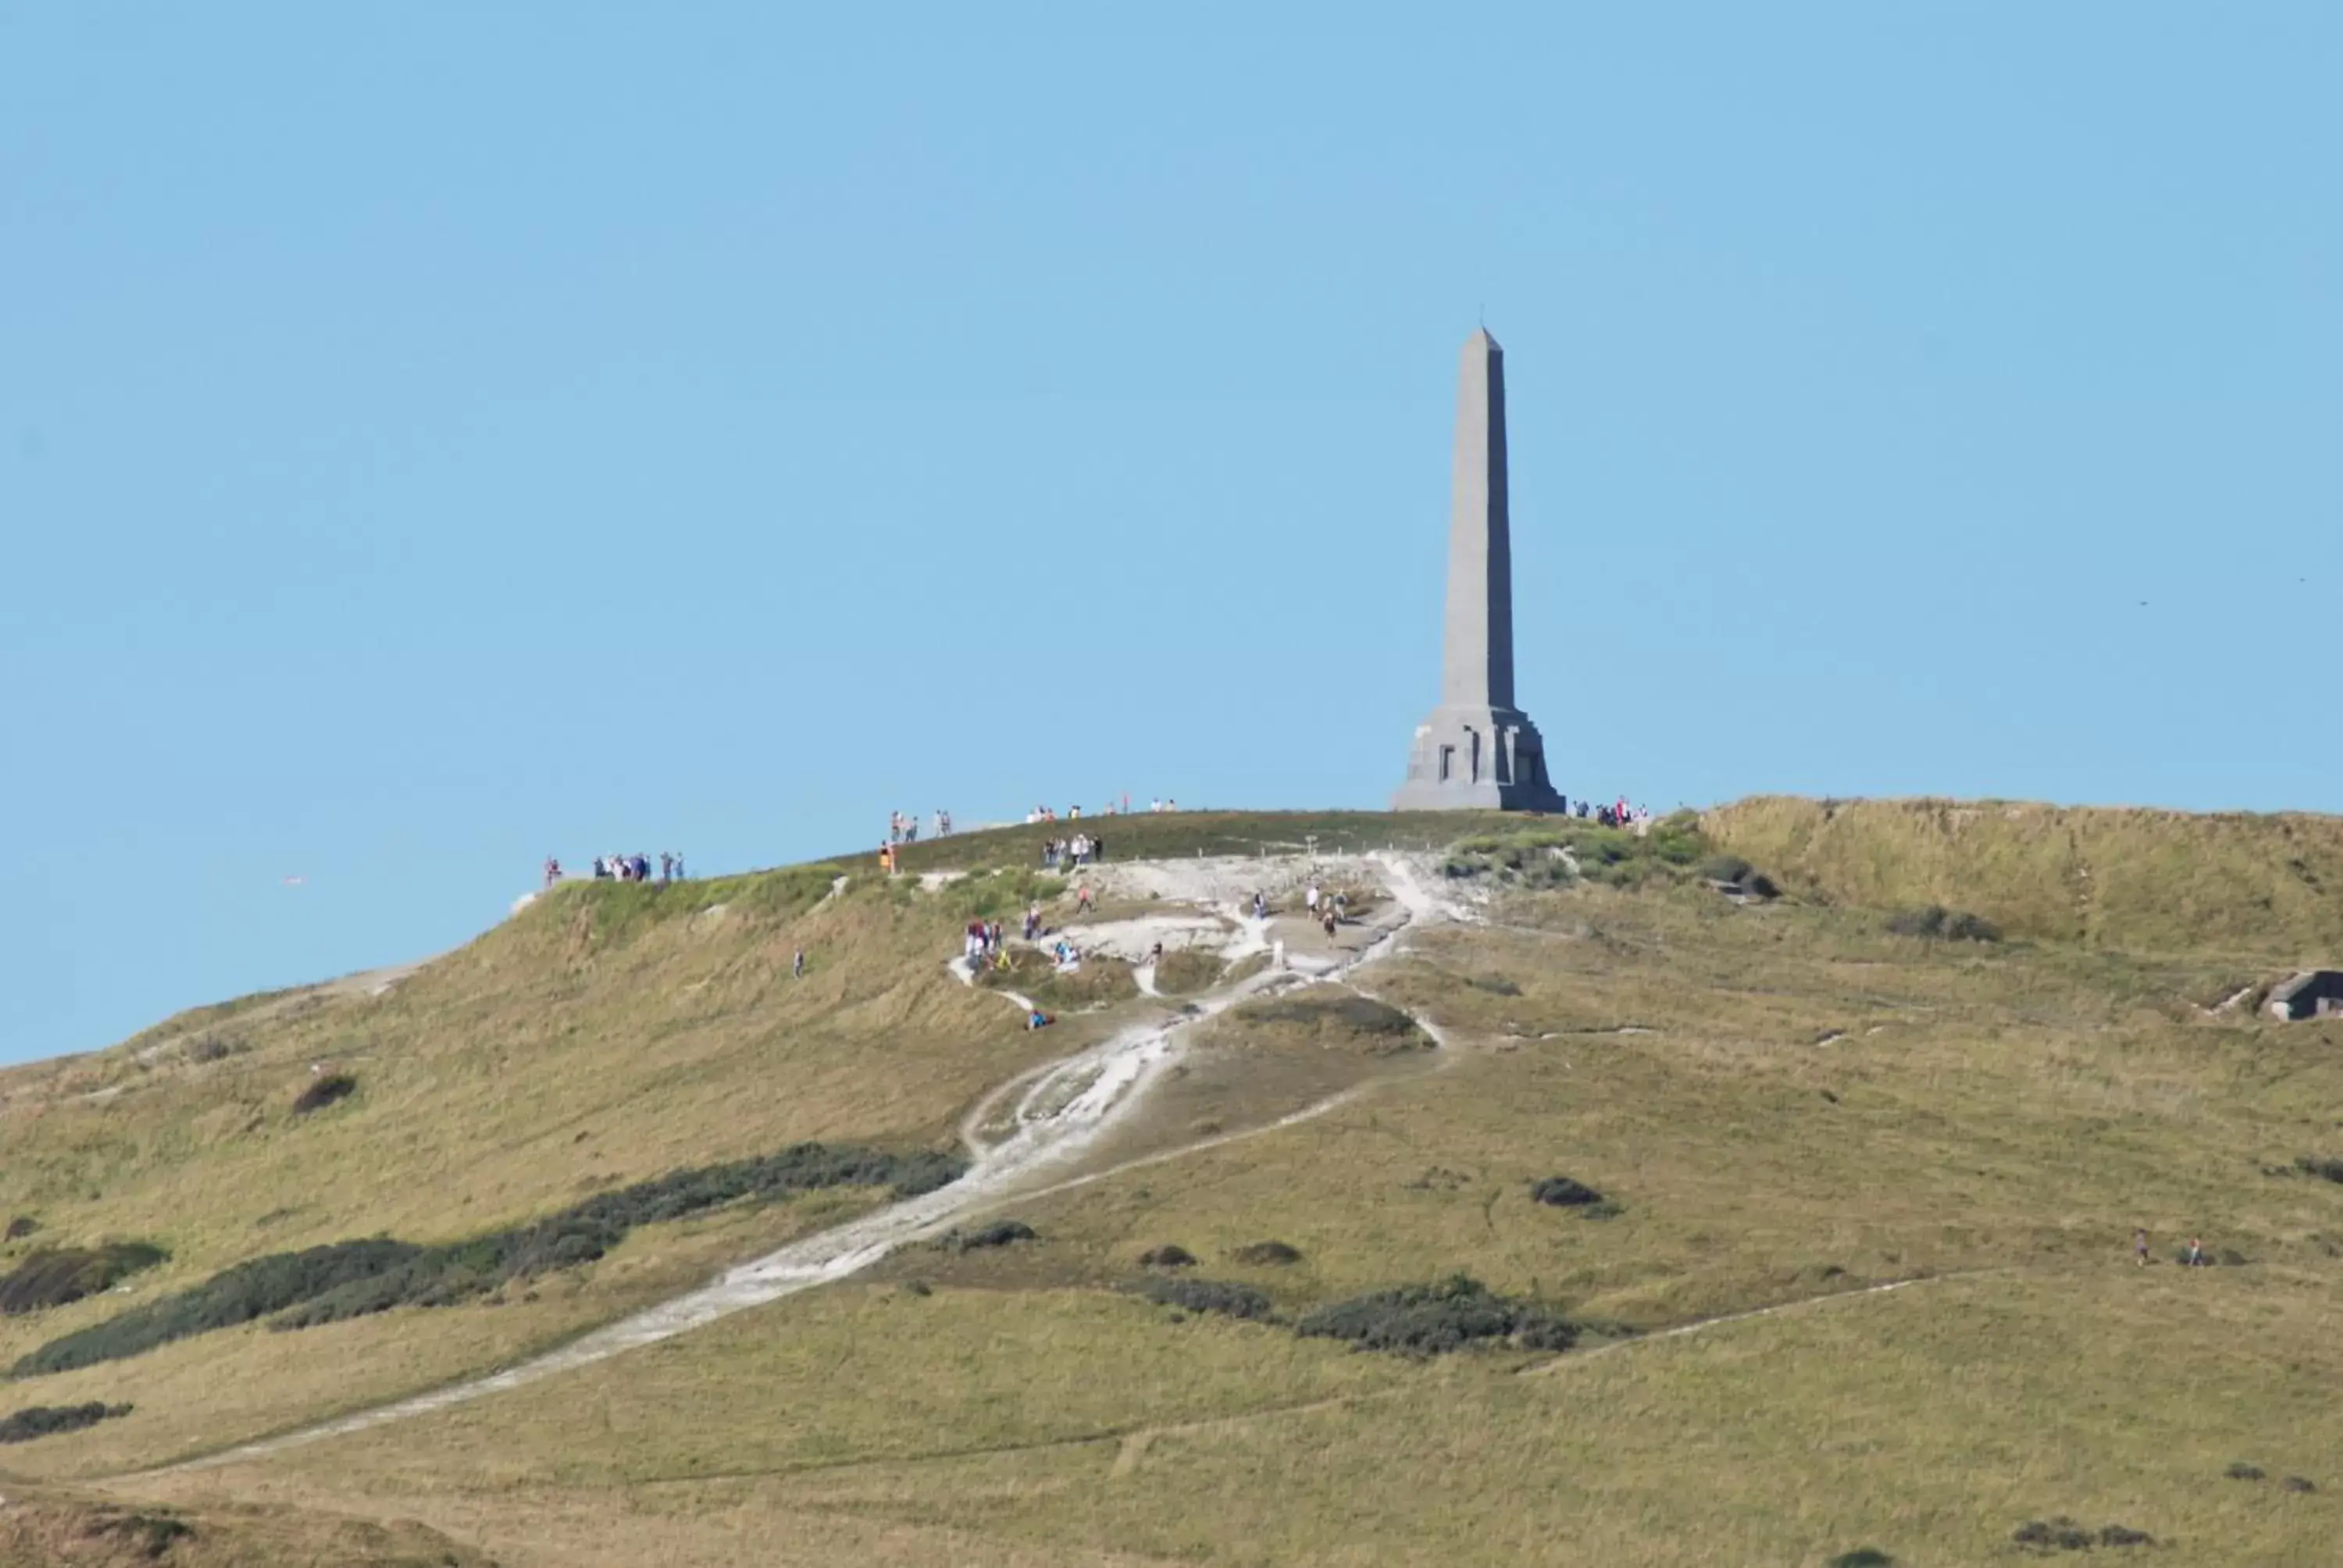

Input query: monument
[1392,328,1567,813]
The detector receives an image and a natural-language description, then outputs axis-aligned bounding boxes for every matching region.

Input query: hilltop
[0,802,2336,1566]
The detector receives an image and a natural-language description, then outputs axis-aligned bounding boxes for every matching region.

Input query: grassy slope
[134,831,2343,1567]
[0,862,1122,1477]
[11,800,2343,1565]
[1709,795,2343,957]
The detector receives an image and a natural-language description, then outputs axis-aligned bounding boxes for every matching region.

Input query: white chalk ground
[149,851,1456,1477]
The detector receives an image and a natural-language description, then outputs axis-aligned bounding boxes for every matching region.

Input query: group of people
[888,810,951,844]
[963,919,1008,967]
[1022,796,1178,824]
[1041,834,1104,870]
[1562,796,1654,832]
[542,853,686,889]
[1241,884,1348,937]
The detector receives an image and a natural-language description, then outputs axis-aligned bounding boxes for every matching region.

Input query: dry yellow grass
[7,804,2343,1565]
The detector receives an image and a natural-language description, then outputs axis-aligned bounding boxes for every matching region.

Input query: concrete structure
[1392,329,1567,812]
[2268,970,2343,1021]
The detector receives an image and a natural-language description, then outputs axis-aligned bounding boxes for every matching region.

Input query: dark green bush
[1231,1240,1303,1266]
[1133,1277,1273,1321]
[2282,1475,2316,1493]
[1529,1175,1604,1208]
[1468,975,1522,996]
[291,1072,357,1114]
[1700,855,1753,885]
[1295,1274,1576,1357]
[1887,906,1999,942]
[1827,1551,1895,1568]
[0,1243,169,1315]
[0,1400,133,1443]
[1245,995,1422,1038]
[2012,1518,2092,1552]
[2297,1155,2343,1185]
[13,1142,965,1376]
[1139,1245,1196,1268]
[2227,1461,2266,1481]
[2013,1516,2150,1552]
[12,1238,422,1377]
[87,1511,193,1556]
[5,1217,38,1240]
[936,1220,1036,1253]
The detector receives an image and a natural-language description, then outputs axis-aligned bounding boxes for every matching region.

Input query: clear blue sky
[3,5,2337,1064]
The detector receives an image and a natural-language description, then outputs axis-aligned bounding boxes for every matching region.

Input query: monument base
[1390,704,1567,813]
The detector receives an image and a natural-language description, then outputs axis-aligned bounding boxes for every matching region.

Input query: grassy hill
[1,800,2339,1565]
[1709,795,2343,958]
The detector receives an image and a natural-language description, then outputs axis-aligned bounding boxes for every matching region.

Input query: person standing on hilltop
[544,857,561,889]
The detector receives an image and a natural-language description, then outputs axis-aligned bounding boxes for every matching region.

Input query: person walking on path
[793,949,806,980]
[2134,1228,2150,1267]
[1075,882,1095,915]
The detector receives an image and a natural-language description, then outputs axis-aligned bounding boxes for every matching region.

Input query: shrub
[1138,1245,1196,1268]
[1294,1274,1576,1357]
[291,1073,357,1114]
[937,1220,1036,1253]
[2282,1475,2316,1493]
[2227,1461,2266,1481]
[1231,1240,1303,1266]
[1699,854,1753,885]
[1886,906,2000,942]
[86,1511,193,1556]
[1151,950,1224,995]
[2098,1524,2153,1547]
[1529,1176,1604,1208]
[2298,1156,2343,1185]
[1828,1551,1895,1568]
[5,1217,38,1241]
[1245,995,1423,1039]
[1133,1277,1272,1320]
[12,1238,423,1377]
[0,1400,133,1443]
[2012,1517,2095,1552]
[14,1142,966,1375]
[0,1243,169,1315]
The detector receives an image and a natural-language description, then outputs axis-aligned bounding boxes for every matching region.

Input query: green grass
[876,808,1539,875]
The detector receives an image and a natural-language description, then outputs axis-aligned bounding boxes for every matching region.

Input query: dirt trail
[141,853,1453,1478]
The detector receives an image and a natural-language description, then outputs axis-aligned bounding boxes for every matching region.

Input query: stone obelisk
[1392,328,1566,812]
